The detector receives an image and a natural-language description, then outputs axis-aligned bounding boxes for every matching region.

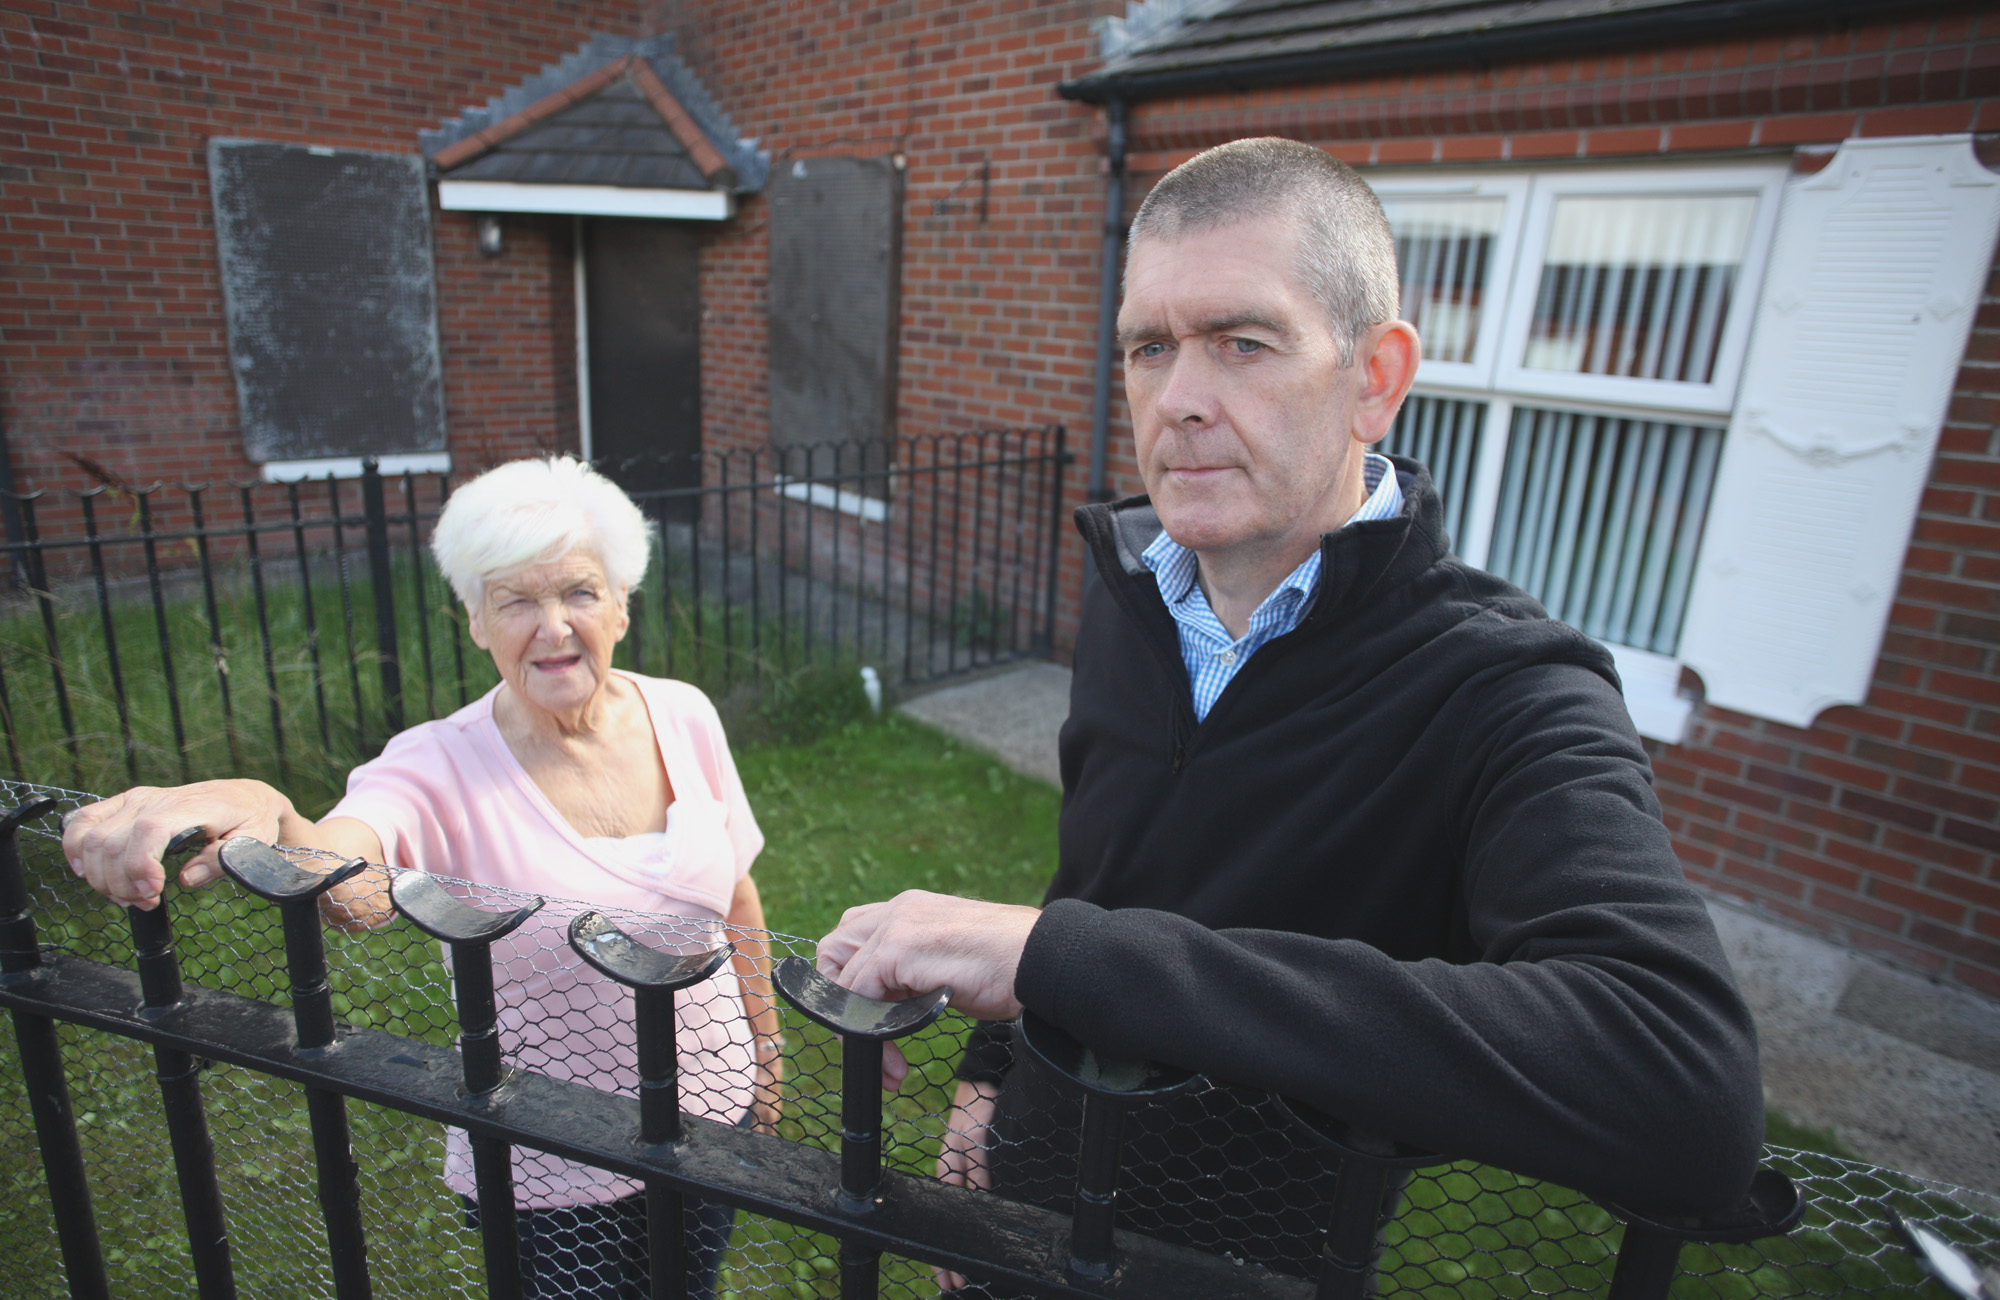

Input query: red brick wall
[1,0,628,504]
[1122,8,1999,164]
[646,0,1116,642]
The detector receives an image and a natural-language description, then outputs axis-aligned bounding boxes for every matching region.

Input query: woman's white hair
[430,457,654,606]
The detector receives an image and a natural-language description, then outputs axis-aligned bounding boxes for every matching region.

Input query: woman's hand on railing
[61,780,300,910]
[934,1078,1001,1292]
[61,780,385,915]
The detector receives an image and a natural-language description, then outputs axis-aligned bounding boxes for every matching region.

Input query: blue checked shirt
[1142,454,1404,722]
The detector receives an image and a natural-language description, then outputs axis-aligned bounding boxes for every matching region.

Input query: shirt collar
[1141,454,1402,600]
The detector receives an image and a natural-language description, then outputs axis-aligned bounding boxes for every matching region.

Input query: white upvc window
[1377,176,1529,388]
[1371,142,2000,742]
[1494,167,1785,415]
[1373,163,1786,741]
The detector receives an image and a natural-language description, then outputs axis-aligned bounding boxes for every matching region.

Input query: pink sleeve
[325,729,462,874]
[671,683,764,879]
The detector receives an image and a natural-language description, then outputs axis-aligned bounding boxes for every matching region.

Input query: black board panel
[209,139,446,464]
[766,154,900,483]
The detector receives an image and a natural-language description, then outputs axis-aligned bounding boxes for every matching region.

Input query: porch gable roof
[421,34,767,195]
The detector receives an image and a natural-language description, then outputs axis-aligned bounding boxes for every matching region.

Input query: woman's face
[468,551,630,720]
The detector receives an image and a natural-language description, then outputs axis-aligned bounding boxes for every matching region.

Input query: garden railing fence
[2,785,1996,1300]
[0,429,1071,793]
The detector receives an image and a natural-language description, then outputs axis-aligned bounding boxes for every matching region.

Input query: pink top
[328,671,764,1209]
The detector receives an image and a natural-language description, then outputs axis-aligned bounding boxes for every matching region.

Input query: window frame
[1367,161,1791,570]
[1489,163,1789,416]
[1365,161,1792,742]
[1370,174,1532,390]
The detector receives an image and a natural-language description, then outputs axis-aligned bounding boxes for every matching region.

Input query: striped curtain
[1522,194,1757,384]
[1485,407,1723,655]
[1381,394,1484,549]
[1384,197,1503,366]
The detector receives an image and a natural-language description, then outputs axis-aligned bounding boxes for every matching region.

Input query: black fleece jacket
[975,459,1762,1218]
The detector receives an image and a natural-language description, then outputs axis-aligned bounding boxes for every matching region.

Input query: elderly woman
[63,456,779,1300]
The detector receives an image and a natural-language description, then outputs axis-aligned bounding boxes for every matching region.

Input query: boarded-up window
[766,155,901,483]
[208,140,447,464]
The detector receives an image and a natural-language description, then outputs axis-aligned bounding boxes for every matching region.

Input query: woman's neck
[494,671,627,746]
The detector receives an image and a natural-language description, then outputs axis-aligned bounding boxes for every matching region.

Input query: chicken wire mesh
[0,776,1995,1299]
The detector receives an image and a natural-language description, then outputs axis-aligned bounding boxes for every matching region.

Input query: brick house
[5,2,2000,991]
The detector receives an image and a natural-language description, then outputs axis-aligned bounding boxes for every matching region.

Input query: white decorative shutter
[1678,136,2000,727]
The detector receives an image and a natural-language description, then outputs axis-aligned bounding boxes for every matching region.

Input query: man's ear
[1351,321,1421,446]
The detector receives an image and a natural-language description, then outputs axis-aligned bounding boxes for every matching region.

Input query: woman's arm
[62,780,386,922]
[725,874,784,1133]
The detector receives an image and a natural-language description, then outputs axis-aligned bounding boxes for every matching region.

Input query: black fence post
[1274,1099,1446,1300]
[0,414,29,592]
[568,911,735,1300]
[359,459,404,739]
[1014,1008,1202,1282]
[1603,1168,1805,1300]
[389,872,543,1300]
[1041,425,1069,656]
[18,494,81,785]
[773,956,951,1300]
[0,798,111,1300]
[215,838,375,1300]
[129,828,238,1300]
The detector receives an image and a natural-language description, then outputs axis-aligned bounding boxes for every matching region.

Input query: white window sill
[259,453,451,482]
[774,476,886,522]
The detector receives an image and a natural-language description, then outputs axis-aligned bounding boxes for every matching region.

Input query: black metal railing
[0,429,1070,793]
[3,785,1978,1300]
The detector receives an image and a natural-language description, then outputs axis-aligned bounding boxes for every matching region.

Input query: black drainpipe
[1086,97,1127,505]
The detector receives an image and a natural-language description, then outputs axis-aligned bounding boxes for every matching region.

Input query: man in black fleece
[818,137,1762,1282]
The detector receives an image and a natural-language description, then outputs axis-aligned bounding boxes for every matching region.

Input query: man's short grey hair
[430,456,653,607]
[1127,137,1401,364]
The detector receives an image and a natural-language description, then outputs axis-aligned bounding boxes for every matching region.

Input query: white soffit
[438,181,731,221]
[1678,136,2000,728]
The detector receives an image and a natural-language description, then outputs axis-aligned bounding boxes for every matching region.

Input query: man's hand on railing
[816,889,1040,1092]
[933,1078,1000,1292]
[817,889,1038,1017]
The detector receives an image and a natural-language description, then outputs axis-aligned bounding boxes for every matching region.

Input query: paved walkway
[899,661,2000,1195]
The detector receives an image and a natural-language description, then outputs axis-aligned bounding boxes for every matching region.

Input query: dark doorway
[583,218,702,520]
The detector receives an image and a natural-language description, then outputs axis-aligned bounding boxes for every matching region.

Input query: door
[583,218,702,520]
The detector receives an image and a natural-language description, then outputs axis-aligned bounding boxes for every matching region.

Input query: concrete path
[897,661,1071,787]
[899,660,2000,1195]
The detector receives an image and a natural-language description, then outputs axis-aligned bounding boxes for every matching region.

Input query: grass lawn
[739,713,1059,943]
